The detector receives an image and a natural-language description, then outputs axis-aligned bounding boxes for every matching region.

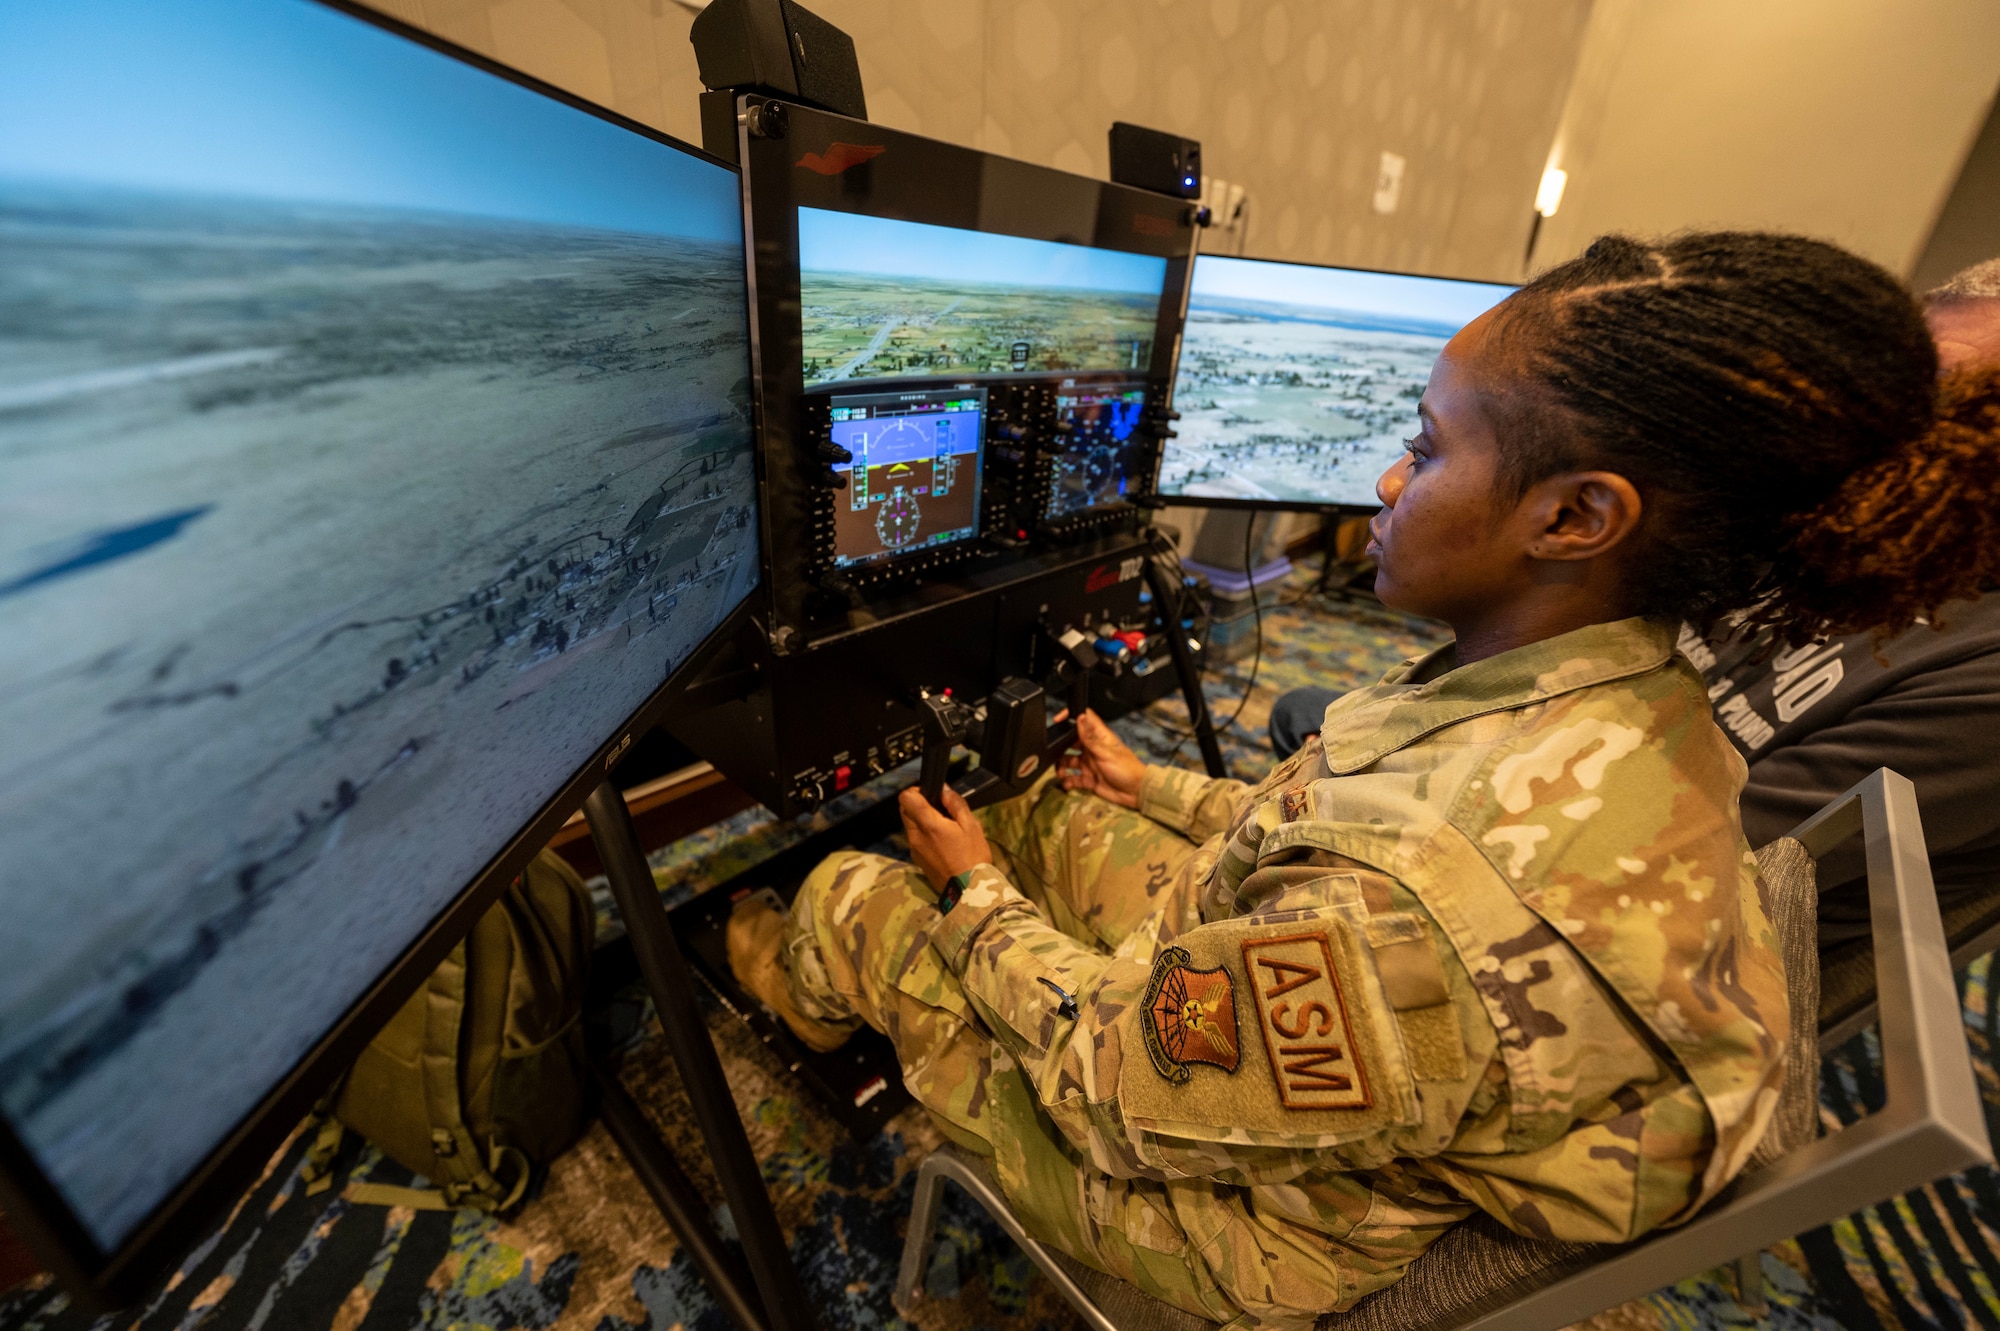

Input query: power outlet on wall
[1373,151,1405,215]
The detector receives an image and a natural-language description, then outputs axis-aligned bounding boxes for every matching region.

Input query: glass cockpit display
[0,0,757,1252]
[799,208,1169,387]
[828,388,986,567]
[1048,375,1149,519]
[1162,255,1513,506]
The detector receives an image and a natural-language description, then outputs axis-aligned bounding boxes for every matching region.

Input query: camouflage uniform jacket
[930,617,1788,1297]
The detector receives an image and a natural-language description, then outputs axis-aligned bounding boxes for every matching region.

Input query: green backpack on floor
[304,849,596,1212]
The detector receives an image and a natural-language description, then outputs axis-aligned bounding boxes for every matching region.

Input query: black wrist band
[937,870,972,915]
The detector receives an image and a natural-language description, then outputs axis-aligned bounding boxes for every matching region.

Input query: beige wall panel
[807,0,988,148]
[376,0,1589,282]
[405,0,499,60]
[361,0,430,27]
[394,0,700,144]
[1536,0,2000,277]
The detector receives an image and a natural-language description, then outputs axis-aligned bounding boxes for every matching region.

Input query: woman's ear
[1524,471,1643,561]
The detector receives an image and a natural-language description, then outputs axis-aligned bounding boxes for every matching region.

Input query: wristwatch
[936,869,973,915]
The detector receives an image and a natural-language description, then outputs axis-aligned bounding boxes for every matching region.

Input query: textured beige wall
[1533,0,2000,278]
[368,0,1592,284]
[364,0,711,145]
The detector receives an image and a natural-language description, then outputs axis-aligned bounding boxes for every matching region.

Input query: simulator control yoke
[915,679,1045,811]
[914,613,1161,812]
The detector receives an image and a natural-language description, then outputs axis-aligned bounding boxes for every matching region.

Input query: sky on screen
[801,206,1168,295]
[0,0,739,243]
[1192,254,1512,329]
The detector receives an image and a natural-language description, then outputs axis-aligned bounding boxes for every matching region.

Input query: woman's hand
[899,785,992,890]
[1059,709,1146,809]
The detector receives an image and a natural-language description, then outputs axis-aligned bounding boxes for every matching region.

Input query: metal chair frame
[894,768,1993,1330]
[896,1146,1122,1331]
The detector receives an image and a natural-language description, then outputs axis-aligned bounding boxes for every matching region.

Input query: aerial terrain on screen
[799,208,1168,385]
[1164,256,1512,506]
[0,0,757,1246]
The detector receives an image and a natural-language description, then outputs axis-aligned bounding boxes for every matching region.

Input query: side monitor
[691,0,867,120]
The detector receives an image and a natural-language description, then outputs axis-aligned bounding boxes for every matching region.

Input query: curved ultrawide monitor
[1160,254,1514,509]
[0,0,757,1285]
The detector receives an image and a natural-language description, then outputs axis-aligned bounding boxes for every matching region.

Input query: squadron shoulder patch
[1119,913,1418,1147]
[1141,946,1240,1083]
[1242,932,1372,1110]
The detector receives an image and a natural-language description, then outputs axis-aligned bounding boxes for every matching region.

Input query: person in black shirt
[1682,601,2000,942]
[1686,260,2000,941]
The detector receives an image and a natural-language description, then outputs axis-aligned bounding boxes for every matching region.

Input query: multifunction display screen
[798,208,1168,388]
[828,387,987,567]
[1048,375,1148,519]
[1162,255,1512,506]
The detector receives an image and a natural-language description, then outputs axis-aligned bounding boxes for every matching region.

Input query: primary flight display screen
[1049,375,1149,519]
[798,208,1169,387]
[1161,255,1513,507]
[828,388,987,567]
[0,0,758,1253]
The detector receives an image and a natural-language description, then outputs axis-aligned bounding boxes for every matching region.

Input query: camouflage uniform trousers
[781,774,1258,1324]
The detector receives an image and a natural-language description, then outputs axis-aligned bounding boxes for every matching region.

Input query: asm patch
[1243,932,1372,1110]
[1141,946,1240,1083]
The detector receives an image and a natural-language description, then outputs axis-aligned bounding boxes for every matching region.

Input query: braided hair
[1488,231,2000,646]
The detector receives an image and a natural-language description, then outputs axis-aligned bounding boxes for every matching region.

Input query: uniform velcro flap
[1119,902,1418,1148]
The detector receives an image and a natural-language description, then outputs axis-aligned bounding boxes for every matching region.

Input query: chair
[1819,880,2000,1052]
[893,768,1992,1330]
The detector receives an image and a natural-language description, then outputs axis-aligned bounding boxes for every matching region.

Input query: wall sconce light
[1535,166,1568,218]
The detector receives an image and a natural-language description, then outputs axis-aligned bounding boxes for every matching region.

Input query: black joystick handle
[919,740,952,811]
[916,693,965,812]
[1068,667,1091,722]
[1053,628,1097,724]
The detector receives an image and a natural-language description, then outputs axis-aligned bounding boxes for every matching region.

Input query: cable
[1158,517,1265,765]
[1214,516,1267,732]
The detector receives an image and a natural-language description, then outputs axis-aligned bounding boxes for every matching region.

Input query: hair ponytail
[1496,231,1989,646]
[1773,366,2000,643]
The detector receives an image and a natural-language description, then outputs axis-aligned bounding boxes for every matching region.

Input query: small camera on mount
[1109,122,1202,199]
[690,0,866,120]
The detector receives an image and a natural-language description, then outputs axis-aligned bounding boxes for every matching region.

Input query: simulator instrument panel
[667,96,1210,823]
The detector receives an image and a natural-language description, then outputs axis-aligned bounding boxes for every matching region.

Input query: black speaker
[1108,122,1201,199]
[690,0,867,121]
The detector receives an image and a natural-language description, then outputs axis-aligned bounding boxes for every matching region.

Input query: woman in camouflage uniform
[730,233,2000,1327]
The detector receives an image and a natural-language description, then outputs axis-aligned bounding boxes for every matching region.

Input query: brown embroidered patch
[1242,932,1373,1110]
[1279,786,1311,822]
[1141,946,1240,1083]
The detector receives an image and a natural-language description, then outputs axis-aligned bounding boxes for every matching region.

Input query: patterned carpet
[7,577,2000,1331]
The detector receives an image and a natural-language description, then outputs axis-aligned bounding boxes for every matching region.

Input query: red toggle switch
[834,764,852,791]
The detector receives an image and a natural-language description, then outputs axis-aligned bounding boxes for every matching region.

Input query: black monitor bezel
[0,0,758,1304]
[733,97,1198,636]
[1156,250,1517,516]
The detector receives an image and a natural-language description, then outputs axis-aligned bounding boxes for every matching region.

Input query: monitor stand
[583,782,818,1331]
[1146,549,1230,780]
[572,544,1226,1330]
